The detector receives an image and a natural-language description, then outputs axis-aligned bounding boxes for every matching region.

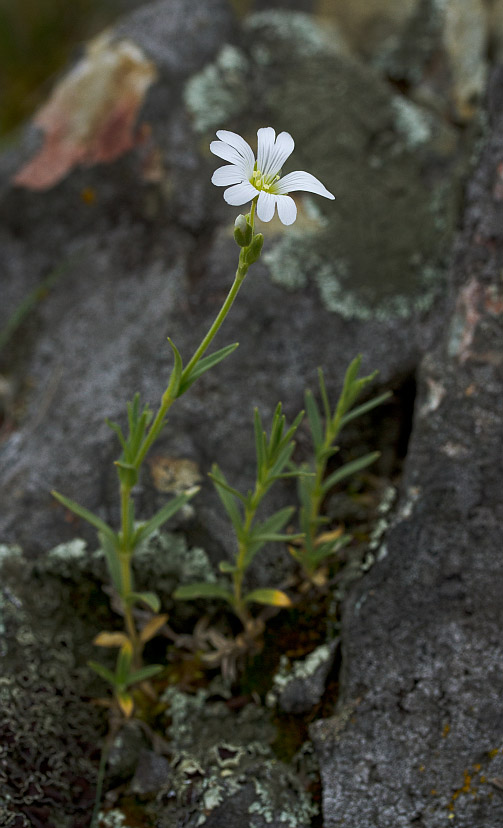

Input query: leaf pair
[90,634,164,717]
[52,487,198,596]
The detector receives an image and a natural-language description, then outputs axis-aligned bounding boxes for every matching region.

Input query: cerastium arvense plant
[289,358,391,584]
[174,404,305,632]
[52,127,386,719]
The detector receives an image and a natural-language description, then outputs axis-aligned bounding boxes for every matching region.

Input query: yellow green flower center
[250,168,280,193]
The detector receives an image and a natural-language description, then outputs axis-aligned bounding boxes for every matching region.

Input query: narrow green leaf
[311,534,351,562]
[269,441,295,478]
[52,490,116,543]
[268,403,285,457]
[305,389,323,451]
[243,588,292,608]
[116,643,133,685]
[173,582,235,604]
[317,367,332,425]
[128,591,161,613]
[219,560,237,573]
[179,343,239,394]
[322,451,380,493]
[209,464,243,533]
[257,506,295,537]
[98,530,122,593]
[129,405,151,459]
[250,531,303,544]
[209,468,247,504]
[88,661,117,687]
[127,395,137,442]
[166,337,183,398]
[281,409,304,448]
[340,391,392,428]
[126,664,164,687]
[335,355,362,420]
[106,418,127,453]
[297,473,314,514]
[133,488,199,547]
[253,408,267,475]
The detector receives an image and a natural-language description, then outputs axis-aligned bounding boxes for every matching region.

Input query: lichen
[244,10,349,61]
[98,809,131,828]
[0,543,105,826]
[391,97,432,148]
[184,44,250,133]
[156,686,316,827]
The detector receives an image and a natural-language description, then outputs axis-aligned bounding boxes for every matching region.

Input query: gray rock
[311,66,503,828]
[267,638,339,715]
[0,5,476,571]
[130,748,172,795]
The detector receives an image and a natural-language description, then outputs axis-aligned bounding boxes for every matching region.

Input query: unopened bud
[244,233,264,265]
[234,214,253,248]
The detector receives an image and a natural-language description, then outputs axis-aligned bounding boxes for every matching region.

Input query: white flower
[210,127,335,226]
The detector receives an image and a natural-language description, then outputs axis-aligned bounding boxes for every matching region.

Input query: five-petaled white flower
[210,127,335,226]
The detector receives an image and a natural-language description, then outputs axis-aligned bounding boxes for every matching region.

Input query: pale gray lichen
[266,641,337,714]
[391,97,432,148]
[134,529,215,586]
[244,10,349,62]
[184,44,250,133]
[98,809,131,828]
[249,777,318,827]
[0,542,105,826]
[157,685,317,827]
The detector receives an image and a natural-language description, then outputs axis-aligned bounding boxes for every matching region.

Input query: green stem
[120,484,131,550]
[182,267,246,379]
[133,263,249,470]
[119,552,140,662]
[233,482,262,624]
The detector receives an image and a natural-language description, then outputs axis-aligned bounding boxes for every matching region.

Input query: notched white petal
[215,130,255,174]
[223,181,259,206]
[257,127,276,178]
[257,191,277,222]
[210,140,244,165]
[211,165,246,186]
[276,194,297,225]
[262,131,294,178]
[275,171,335,199]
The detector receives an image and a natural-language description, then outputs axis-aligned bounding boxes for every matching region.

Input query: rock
[1,2,502,825]
[130,748,172,795]
[0,544,105,828]
[311,66,503,828]
[266,639,339,715]
[141,686,318,827]
[0,5,476,569]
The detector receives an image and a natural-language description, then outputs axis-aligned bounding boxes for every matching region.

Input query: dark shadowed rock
[311,66,503,828]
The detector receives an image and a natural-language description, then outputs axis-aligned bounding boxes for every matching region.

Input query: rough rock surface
[0,2,477,567]
[311,67,503,828]
[1,1,502,827]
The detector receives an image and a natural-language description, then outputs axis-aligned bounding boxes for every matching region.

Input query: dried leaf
[93,631,130,648]
[139,614,169,644]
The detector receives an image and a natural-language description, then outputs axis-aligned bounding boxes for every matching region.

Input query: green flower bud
[234,214,253,248]
[244,233,264,265]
